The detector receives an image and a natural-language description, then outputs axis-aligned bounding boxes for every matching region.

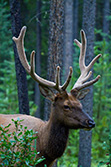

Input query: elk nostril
[88,120,95,128]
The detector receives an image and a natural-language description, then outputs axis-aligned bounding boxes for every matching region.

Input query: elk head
[13,26,101,130]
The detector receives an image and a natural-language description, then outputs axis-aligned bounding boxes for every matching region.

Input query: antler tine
[13,26,73,93]
[61,67,73,91]
[13,26,30,73]
[30,51,36,74]
[54,66,73,92]
[79,30,86,72]
[55,66,60,91]
[72,29,101,91]
[76,75,101,91]
[87,54,101,71]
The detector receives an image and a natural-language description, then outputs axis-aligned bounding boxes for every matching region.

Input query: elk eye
[64,105,70,110]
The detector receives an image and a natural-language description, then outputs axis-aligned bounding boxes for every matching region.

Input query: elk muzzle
[77,108,95,130]
[87,120,95,128]
[83,118,95,130]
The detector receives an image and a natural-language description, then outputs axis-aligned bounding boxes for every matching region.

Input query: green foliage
[0,0,12,62]
[0,118,45,166]
[98,125,111,167]
[0,54,19,114]
[0,0,19,114]
[92,29,111,165]
[0,55,37,115]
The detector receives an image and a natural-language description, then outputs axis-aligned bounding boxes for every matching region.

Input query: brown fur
[0,91,95,167]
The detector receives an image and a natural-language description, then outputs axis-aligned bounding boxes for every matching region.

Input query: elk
[0,26,101,167]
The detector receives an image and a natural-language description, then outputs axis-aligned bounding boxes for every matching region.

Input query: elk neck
[43,105,69,160]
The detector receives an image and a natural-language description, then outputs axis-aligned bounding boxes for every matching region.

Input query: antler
[72,30,101,91]
[12,26,73,92]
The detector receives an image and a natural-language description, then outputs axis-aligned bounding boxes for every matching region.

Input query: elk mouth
[80,120,95,130]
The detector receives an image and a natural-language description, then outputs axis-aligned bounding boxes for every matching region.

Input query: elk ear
[71,89,90,100]
[77,89,90,100]
[39,85,55,101]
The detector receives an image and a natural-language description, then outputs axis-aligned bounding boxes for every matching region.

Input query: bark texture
[64,0,73,79]
[78,0,96,167]
[73,0,79,67]
[73,0,78,40]
[9,0,29,115]
[35,0,42,118]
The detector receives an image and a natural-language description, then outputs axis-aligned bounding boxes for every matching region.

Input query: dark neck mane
[45,113,69,160]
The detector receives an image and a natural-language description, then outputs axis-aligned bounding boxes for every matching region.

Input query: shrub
[0,118,45,166]
[98,125,111,167]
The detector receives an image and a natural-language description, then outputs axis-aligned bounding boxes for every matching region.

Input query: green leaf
[18,131,22,136]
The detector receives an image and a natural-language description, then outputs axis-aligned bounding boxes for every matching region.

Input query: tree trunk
[103,0,110,40]
[35,0,42,118]
[44,1,65,166]
[63,0,73,79]
[44,0,65,121]
[73,0,78,40]
[78,0,96,167]
[73,0,79,70]
[9,0,29,115]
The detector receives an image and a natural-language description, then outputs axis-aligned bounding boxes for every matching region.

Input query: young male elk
[0,27,101,167]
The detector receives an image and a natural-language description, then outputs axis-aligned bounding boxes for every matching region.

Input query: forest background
[0,0,111,167]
